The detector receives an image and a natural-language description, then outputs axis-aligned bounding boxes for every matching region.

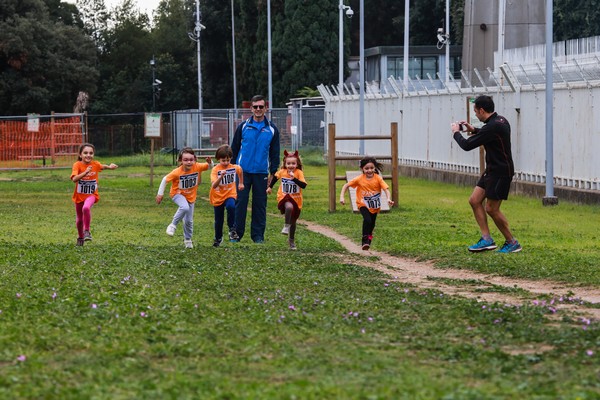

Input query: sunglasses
[252,105,265,109]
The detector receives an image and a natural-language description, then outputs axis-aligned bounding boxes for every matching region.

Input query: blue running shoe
[497,240,522,253]
[468,237,497,252]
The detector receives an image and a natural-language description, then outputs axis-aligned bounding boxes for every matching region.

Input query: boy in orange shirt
[340,157,394,250]
[209,145,244,247]
[71,143,118,246]
[156,147,212,249]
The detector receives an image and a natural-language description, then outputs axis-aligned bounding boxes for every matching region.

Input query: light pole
[338,1,353,95]
[403,0,409,86]
[359,0,364,153]
[267,0,272,108]
[150,56,156,111]
[231,0,237,114]
[188,0,206,110]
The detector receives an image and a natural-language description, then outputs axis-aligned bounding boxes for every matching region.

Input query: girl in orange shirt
[339,157,394,250]
[156,147,212,249]
[71,143,118,246]
[267,150,307,250]
[209,145,244,247]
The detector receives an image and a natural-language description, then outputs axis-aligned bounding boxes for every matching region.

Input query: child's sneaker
[497,240,522,253]
[468,237,497,252]
[76,238,85,246]
[281,224,290,235]
[229,230,239,242]
[213,238,223,247]
[83,230,92,241]
[184,239,193,249]
[361,235,371,251]
[166,224,176,236]
[289,240,297,250]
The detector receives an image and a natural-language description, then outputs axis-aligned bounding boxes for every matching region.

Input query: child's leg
[359,207,377,236]
[81,196,96,231]
[214,204,225,240]
[171,194,190,226]
[224,198,236,231]
[284,201,294,226]
[75,202,84,238]
[182,202,195,240]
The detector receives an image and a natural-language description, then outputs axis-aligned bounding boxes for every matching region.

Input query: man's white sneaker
[166,224,176,236]
[184,239,193,249]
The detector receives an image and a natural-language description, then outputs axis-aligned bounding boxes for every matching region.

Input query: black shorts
[476,175,512,200]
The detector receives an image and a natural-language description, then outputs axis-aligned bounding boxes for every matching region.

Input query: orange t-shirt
[209,164,243,206]
[71,160,103,203]
[275,169,306,209]
[347,173,389,213]
[165,162,210,203]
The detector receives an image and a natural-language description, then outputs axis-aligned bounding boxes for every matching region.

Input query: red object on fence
[0,116,84,168]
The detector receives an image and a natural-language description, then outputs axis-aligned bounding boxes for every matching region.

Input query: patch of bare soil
[300,220,600,320]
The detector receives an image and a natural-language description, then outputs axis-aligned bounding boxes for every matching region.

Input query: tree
[0,0,98,115]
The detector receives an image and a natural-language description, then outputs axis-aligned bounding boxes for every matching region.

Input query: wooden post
[150,139,155,187]
[390,122,399,207]
[328,123,336,212]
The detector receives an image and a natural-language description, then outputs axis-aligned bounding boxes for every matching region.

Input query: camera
[458,122,466,131]
[346,8,354,18]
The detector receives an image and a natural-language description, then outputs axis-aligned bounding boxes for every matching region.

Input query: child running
[71,143,118,246]
[339,157,394,250]
[266,150,307,250]
[209,145,244,247]
[156,147,212,249]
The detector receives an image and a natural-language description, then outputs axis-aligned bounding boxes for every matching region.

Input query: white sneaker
[166,224,176,236]
[281,224,290,235]
[184,239,193,249]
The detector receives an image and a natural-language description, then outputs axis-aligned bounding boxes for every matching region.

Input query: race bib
[281,178,299,194]
[179,172,198,190]
[218,169,236,185]
[77,179,97,195]
[364,193,381,209]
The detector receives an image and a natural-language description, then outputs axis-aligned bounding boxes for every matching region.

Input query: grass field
[0,153,599,399]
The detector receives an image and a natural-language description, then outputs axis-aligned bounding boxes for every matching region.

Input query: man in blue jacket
[231,95,280,243]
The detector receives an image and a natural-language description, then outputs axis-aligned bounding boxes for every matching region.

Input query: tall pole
[267,0,273,108]
[403,0,409,86]
[445,0,450,81]
[543,0,557,205]
[498,0,505,76]
[231,0,237,114]
[151,56,156,112]
[195,0,202,110]
[359,0,365,153]
[338,0,344,95]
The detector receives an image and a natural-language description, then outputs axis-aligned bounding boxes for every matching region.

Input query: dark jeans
[214,197,236,240]
[359,206,378,237]
[234,172,268,242]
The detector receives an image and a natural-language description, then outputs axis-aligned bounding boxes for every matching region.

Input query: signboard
[144,113,162,138]
[27,114,40,132]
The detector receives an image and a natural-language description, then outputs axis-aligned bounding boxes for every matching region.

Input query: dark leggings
[283,201,299,240]
[359,207,377,237]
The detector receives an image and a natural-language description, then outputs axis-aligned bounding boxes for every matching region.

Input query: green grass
[0,155,599,399]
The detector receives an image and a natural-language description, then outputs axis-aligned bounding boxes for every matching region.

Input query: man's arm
[268,125,281,174]
[231,122,243,164]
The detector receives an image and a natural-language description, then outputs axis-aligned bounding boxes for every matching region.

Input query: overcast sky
[64,0,162,18]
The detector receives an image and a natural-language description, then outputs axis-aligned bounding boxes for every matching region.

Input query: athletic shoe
[166,224,176,236]
[83,230,92,241]
[229,230,239,242]
[254,239,264,244]
[497,240,522,253]
[281,224,290,235]
[184,239,193,249]
[361,235,371,251]
[468,237,497,252]
[289,240,297,250]
[76,238,85,246]
[213,238,223,247]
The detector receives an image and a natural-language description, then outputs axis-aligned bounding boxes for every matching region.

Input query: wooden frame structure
[328,122,399,212]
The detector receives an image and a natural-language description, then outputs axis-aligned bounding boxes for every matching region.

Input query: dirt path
[300,220,600,319]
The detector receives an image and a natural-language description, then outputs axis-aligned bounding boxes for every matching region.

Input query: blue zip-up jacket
[231,116,280,175]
